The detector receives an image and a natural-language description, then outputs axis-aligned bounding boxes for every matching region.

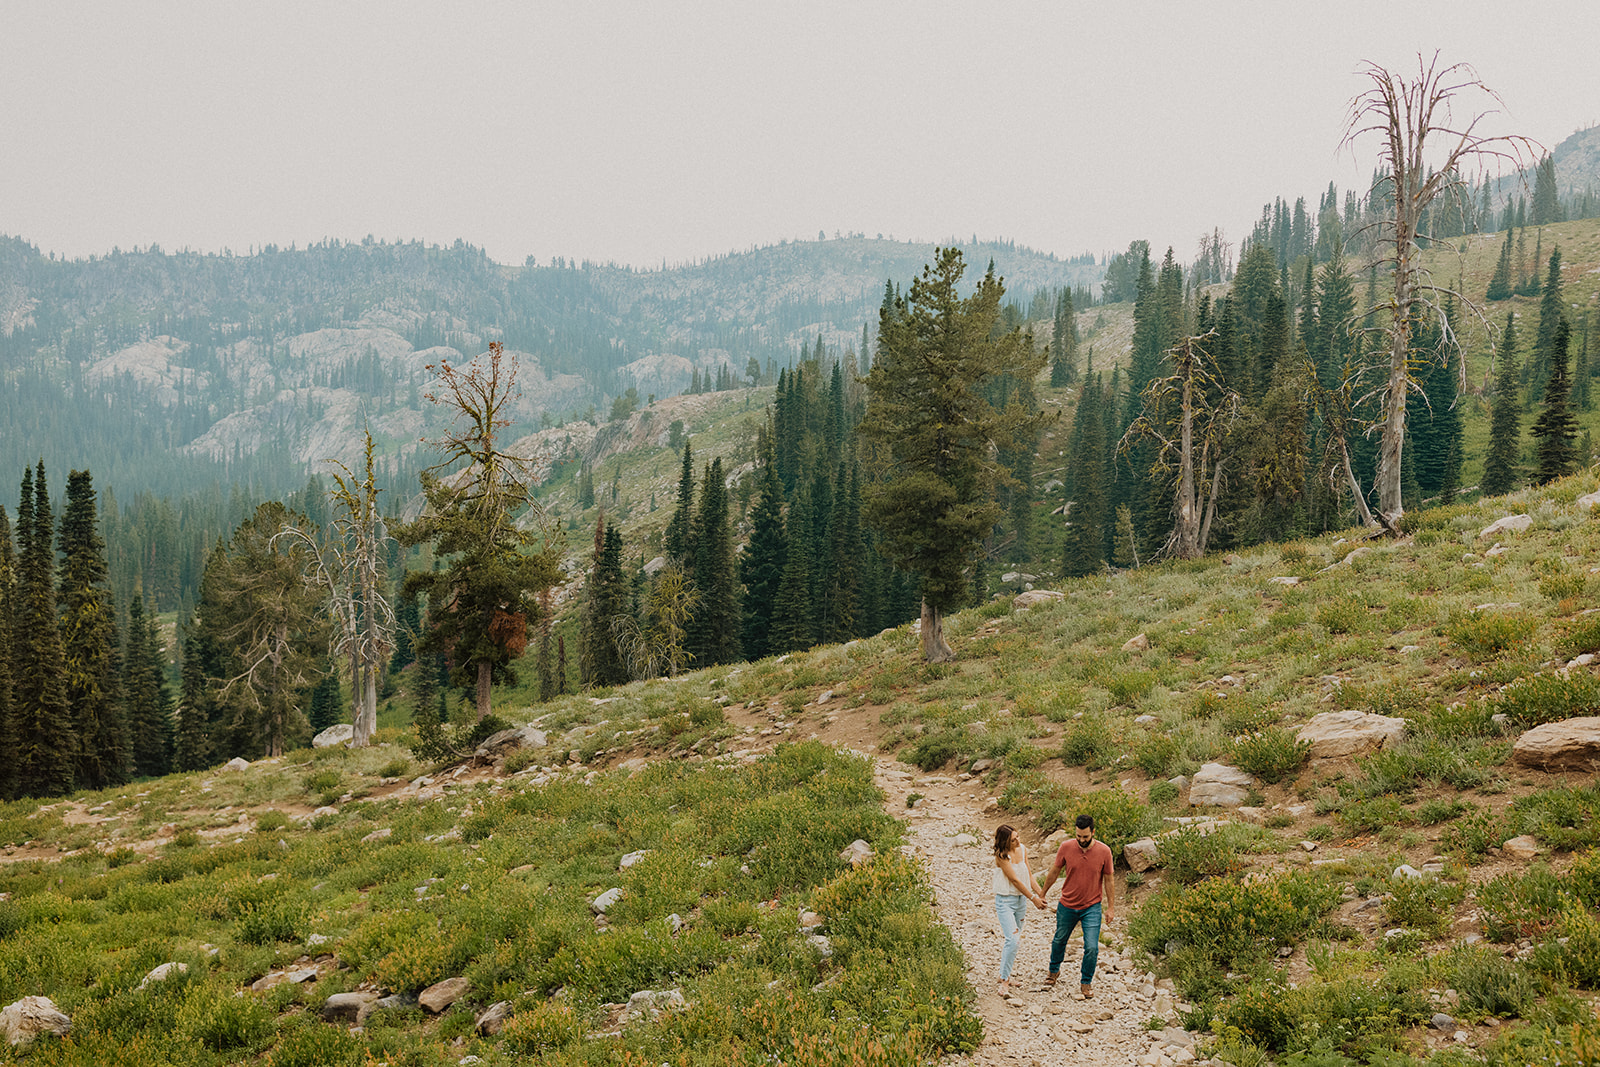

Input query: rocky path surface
[872,759,1215,1067]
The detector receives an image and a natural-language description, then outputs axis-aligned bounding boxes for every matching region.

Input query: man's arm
[1100,854,1115,923]
[1040,852,1064,894]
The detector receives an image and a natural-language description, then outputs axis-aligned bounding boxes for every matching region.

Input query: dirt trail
[871,759,1213,1067]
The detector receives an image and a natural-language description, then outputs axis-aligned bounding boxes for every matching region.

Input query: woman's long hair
[993,824,1017,860]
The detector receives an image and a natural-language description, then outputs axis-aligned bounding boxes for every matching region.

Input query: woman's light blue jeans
[995,894,1029,980]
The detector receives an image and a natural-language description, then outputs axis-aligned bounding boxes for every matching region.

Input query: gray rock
[475,1000,512,1035]
[592,887,624,913]
[223,756,250,771]
[313,723,354,748]
[970,758,994,773]
[1124,838,1159,872]
[1122,633,1150,652]
[1479,514,1533,539]
[952,833,979,847]
[619,849,652,870]
[807,934,833,958]
[1188,763,1254,808]
[356,992,417,1027]
[1580,490,1600,510]
[841,839,874,866]
[474,723,549,757]
[361,827,392,843]
[1502,835,1541,861]
[1394,864,1425,880]
[322,991,378,1024]
[1432,1012,1456,1030]
[418,976,471,1013]
[136,962,188,989]
[1513,717,1600,772]
[622,988,686,1024]
[1296,710,1407,759]
[1012,590,1065,610]
[1,996,72,1046]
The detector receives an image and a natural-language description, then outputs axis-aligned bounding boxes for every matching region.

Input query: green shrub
[264,1018,365,1067]
[1439,808,1506,860]
[302,769,342,795]
[1060,717,1114,768]
[255,810,290,833]
[690,702,726,728]
[904,730,962,771]
[1338,796,1411,836]
[1415,798,1471,825]
[1130,871,1340,967]
[1477,866,1568,942]
[1447,944,1538,1017]
[1148,780,1179,807]
[1107,669,1156,706]
[1504,782,1600,850]
[1316,598,1372,636]
[499,1002,580,1056]
[1217,980,1299,1051]
[1442,610,1538,657]
[377,756,412,779]
[235,894,308,945]
[1230,727,1310,784]
[1382,877,1463,938]
[1495,672,1600,726]
[1134,732,1182,779]
[174,982,274,1052]
[1158,826,1243,884]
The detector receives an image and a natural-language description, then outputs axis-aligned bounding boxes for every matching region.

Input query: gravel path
[873,759,1215,1067]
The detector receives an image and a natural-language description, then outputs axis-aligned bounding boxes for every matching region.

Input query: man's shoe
[1043,972,1058,987]
[1080,983,1093,998]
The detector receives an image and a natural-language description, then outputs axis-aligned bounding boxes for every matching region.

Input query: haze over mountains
[0,234,1097,502]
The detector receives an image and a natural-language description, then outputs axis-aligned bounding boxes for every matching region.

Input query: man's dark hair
[1075,814,1095,830]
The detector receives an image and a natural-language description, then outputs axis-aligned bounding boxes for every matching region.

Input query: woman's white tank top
[992,842,1029,896]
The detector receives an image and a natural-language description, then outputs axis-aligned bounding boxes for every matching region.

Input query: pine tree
[58,469,128,789]
[689,457,740,666]
[769,482,815,654]
[1062,378,1108,577]
[1529,247,1566,402]
[12,464,75,798]
[1486,227,1514,300]
[579,521,630,686]
[739,437,787,660]
[1050,288,1077,387]
[173,627,215,772]
[821,460,864,643]
[860,250,1046,661]
[663,441,696,568]
[1532,318,1579,484]
[123,595,174,778]
[0,507,16,800]
[1532,154,1562,225]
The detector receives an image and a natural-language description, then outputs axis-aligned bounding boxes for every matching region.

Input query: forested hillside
[0,233,1098,502]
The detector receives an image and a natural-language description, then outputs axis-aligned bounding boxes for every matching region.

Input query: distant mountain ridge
[0,234,1099,499]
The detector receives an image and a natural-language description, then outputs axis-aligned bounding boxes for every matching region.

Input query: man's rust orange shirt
[1053,839,1113,909]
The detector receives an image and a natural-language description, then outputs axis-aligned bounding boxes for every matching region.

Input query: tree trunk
[920,599,953,663]
[1336,435,1380,530]
[1173,366,1200,558]
[353,670,377,747]
[475,659,493,721]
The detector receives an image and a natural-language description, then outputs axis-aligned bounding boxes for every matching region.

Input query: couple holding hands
[991,816,1115,999]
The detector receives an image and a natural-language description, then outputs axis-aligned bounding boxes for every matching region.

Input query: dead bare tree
[279,429,395,747]
[1342,53,1536,530]
[1118,331,1242,560]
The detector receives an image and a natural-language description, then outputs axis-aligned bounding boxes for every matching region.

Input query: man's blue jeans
[1048,901,1101,985]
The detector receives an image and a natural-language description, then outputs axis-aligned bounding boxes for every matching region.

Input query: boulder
[474,723,549,757]
[1123,838,1159,872]
[807,934,834,958]
[840,839,874,866]
[619,849,652,870]
[592,887,624,914]
[1513,718,1600,772]
[1479,514,1533,539]
[1502,835,1542,861]
[223,756,250,772]
[475,1000,512,1036]
[1122,633,1149,652]
[313,723,354,748]
[1579,490,1600,510]
[1012,590,1065,611]
[952,833,978,847]
[1188,763,1254,808]
[321,991,378,1024]
[621,988,686,1024]
[1,996,72,1046]
[356,992,417,1027]
[419,976,471,1014]
[137,962,188,989]
[1296,710,1408,759]
[361,827,392,843]
[1268,576,1300,586]
[1394,864,1424,880]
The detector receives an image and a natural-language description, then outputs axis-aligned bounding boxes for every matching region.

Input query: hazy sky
[5,1,1596,271]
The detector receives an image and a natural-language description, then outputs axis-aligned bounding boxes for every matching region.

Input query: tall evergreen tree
[1532,318,1578,484]
[769,481,816,654]
[1532,154,1562,225]
[689,457,741,666]
[663,440,696,568]
[0,507,16,800]
[58,469,127,789]
[12,464,75,798]
[1485,227,1514,300]
[174,626,215,772]
[739,437,787,661]
[1062,378,1108,577]
[579,521,630,686]
[1528,247,1566,403]
[123,594,174,778]
[1050,288,1077,387]
[821,460,864,644]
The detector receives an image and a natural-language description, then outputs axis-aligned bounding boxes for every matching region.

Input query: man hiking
[1039,813,1115,997]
